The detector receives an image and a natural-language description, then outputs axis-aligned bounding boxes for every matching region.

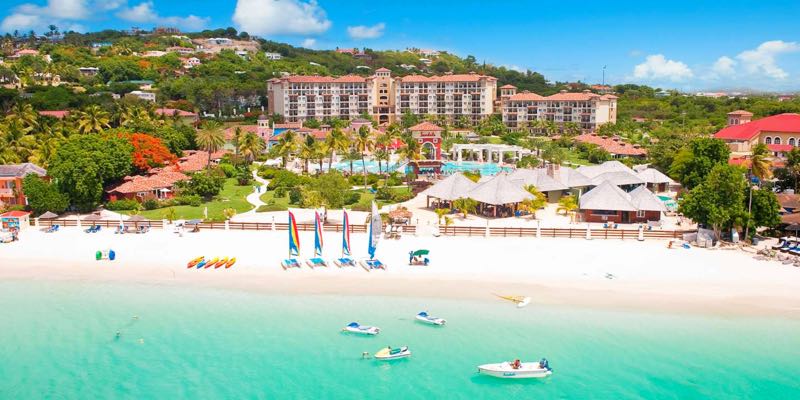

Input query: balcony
[0,188,14,197]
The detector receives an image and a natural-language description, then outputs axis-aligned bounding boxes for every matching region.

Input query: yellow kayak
[214,257,229,269]
[225,258,237,269]
[187,256,204,268]
[204,257,219,269]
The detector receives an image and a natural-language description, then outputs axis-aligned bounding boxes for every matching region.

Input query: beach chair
[306,257,328,268]
[779,240,797,253]
[773,237,789,250]
[114,226,123,234]
[360,259,387,272]
[281,258,302,270]
[334,257,356,267]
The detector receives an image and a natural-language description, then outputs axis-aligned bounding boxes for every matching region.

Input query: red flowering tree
[128,133,177,172]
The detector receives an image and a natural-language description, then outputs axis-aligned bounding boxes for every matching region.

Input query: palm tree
[237,132,265,163]
[9,102,38,129]
[353,125,374,188]
[397,137,421,188]
[196,120,225,171]
[324,127,348,171]
[76,105,110,134]
[750,143,772,182]
[521,185,547,219]
[274,129,300,168]
[786,148,800,192]
[298,135,317,173]
[557,195,579,223]
[434,208,449,224]
[0,118,36,163]
[374,133,392,173]
[452,197,477,219]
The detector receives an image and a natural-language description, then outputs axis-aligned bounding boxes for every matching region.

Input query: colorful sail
[342,210,351,256]
[367,201,381,259]
[288,211,300,257]
[314,211,324,257]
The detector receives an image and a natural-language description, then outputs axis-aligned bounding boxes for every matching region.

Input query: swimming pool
[329,160,402,173]
[658,195,678,211]
[440,162,511,176]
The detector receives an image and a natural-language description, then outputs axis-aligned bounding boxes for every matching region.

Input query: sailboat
[306,211,328,268]
[281,211,302,270]
[360,202,387,271]
[335,210,356,267]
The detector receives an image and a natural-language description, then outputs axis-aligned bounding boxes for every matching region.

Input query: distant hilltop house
[38,110,70,119]
[264,52,282,60]
[126,90,156,102]
[0,163,47,206]
[154,108,198,125]
[407,48,441,58]
[182,57,201,69]
[8,49,40,59]
[335,48,370,59]
[166,46,195,56]
[714,110,800,160]
[500,87,618,132]
[141,50,167,58]
[78,67,99,77]
[192,37,259,54]
[267,69,497,125]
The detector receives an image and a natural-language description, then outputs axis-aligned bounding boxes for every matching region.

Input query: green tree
[679,164,746,238]
[521,185,547,219]
[196,120,225,171]
[314,171,352,208]
[786,147,800,191]
[76,105,111,134]
[453,197,477,218]
[669,137,730,189]
[180,171,225,199]
[21,174,69,215]
[747,188,780,235]
[557,195,579,215]
[353,125,374,188]
[49,134,133,211]
[237,131,265,163]
[273,129,300,168]
[324,127,349,171]
[749,143,772,182]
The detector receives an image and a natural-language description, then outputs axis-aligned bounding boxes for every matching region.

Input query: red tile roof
[176,150,226,172]
[399,73,496,83]
[728,157,751,167]
[409,121,444,132]
[0,210,30,218]
[728,110,753,116]
[714,113,800,141]
[108,171,190,194]
[375,67,390,72]
[575,134,647,156]
[284,75,368,83]
[273,122,303,129]
[767,144,793,152]
[500,84,517,89]
[38,110,70,119]
[546,92,601,101]
[155,108,197,117]
[508,92,545,101]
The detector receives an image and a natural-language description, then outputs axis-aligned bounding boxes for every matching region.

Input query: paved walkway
[240,169,269,216]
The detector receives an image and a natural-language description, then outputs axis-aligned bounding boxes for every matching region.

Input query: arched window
[775,137,782,145]
[791,138,797,146]
[765,137,772,144]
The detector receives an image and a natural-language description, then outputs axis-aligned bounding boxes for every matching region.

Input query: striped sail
[342,210,351,256]
[288,211,300,257]
[367,202,381,259]
[314,211,323,257]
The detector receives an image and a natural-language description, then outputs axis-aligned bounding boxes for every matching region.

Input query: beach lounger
[360,259,387,272]
[773,237,789,250]
[306,258,328,268]
[281,258,302,270]
[779,241,797,252]
[334,257,356,267]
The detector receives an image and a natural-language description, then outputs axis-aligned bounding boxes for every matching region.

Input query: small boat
[225,258,236,268]
[195,259,208,269]
[187,256,203,268]
[214,257,229,269]
[204,257,219,269]
[415,311,446,326]
[494,294,531,308]
[374,346,411,361]
[342,322,380,335]
[478,359,552,379]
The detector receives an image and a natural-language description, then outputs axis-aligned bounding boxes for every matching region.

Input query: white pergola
[450,143,532,164]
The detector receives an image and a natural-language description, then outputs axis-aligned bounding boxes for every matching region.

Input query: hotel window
[636,210,646,218]
[765,137,772,144]
[791,138,797,146]
[775,137,782,145]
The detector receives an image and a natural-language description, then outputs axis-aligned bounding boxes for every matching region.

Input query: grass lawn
[256,186,413,212]
[121,178,255,221]
[563,149,594,166]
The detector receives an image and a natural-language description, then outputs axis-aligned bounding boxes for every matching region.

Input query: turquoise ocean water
[1,280,799,399]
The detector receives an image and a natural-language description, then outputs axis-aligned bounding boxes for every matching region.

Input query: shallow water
[1,280,798,399]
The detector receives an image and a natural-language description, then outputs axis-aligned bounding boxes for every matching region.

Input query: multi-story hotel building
[501,86,617,132]
[267,70,497,124]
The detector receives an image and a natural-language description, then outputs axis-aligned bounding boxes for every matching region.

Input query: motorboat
[342,322,380,335]
[478,358,552,379]
[374,346,411,360]
[415,311,445,326]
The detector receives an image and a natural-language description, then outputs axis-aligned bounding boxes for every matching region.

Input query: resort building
[579,182,667,223]
[450,143,532,164]
[38,110,70,119]
[127,90,156,102]
[265,52,282,60]
[267,70,497,125]
[154,108,198,125]
[166,46,195,55]
[635,167,676,193]
[107,170,189,202]
[714,111,800,156]
[501,88,617,132]
[0,163,47,206]
[78,67,100,77]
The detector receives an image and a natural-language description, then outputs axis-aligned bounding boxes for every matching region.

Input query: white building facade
[501,88,617,132]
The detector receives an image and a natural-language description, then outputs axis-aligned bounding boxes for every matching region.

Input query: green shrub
[386,172,404,186]
[142,199,159,210]
[267,170,306,191]
[288,187,302,204]
[218,163,237,178]
[258,165,281,179]
[274,187,286,197]
[348,173,380,186]
[375,186,393,200]
[391,190,414,203]
[344,191,361,205]
[175,194,202,206]
[106,199,141,211]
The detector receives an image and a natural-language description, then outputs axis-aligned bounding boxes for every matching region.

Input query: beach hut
[636,168,675,193]
[421,173,478,208]
[589,171,645,191]
[545,165,593,196]
[466,174,534,217]
[507,168,568,202]
[0,210,31,230]
[579,182,665,224]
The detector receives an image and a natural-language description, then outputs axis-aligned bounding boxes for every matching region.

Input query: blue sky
[3,0,800,92]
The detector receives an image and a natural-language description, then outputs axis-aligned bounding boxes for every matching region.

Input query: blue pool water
[330,160,402,173]
[441,162,511,176]
[658,195,678,210]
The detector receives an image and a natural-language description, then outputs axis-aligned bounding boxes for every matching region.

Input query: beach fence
[38,218,681,240]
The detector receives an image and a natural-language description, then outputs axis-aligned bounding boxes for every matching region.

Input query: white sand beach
[2,227,800,318]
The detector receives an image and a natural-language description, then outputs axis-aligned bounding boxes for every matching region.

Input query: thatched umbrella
[83,214,103,221]
[39,211,59,219]
[128,214,147,227]
[388,207,412,223]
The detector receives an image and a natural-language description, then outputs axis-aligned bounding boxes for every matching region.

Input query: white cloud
[632,54,693,82]
[301,38,316,48]
[736,40,799,80]
[501,64,525,73]
[232,0,331,36]
[1,0,90,31]
[346,23,385,40]
[116,1,209,30]
[711,56,736,77]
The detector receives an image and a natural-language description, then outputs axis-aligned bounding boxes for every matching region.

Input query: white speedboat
[374,346,411,360]
[478,359,552,379]
[342,322,380,335]
[415,311,446,326]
